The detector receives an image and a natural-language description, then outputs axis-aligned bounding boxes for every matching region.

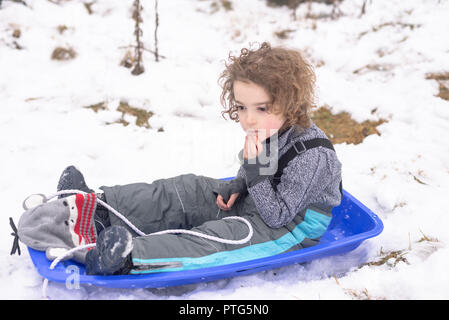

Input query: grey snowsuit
[100,123,342,274]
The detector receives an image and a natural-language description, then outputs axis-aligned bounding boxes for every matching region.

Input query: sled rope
[46,189,254,244]
[39,189,254,299]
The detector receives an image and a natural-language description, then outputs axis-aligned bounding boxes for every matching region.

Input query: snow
[1,0,449,300]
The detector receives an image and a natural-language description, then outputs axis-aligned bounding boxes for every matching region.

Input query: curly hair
[218,42,317,131]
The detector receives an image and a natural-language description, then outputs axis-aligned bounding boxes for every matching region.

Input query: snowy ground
[1,0,449,300]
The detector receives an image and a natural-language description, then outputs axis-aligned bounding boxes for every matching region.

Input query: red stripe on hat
[74,194,85,245]
[74,193,97,246]
[79,195,86,243]
[82,194,89,244]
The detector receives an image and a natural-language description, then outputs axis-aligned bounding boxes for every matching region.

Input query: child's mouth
[246,129,259,136]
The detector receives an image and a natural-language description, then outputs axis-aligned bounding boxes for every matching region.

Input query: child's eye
[235,105,267,112]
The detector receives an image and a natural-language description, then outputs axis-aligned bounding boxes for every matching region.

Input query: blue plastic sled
[27,177,383,289]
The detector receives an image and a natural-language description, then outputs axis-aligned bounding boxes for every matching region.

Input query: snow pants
[100,173,331,274]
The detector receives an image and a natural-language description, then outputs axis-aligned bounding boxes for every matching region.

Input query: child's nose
[246,111,257,127]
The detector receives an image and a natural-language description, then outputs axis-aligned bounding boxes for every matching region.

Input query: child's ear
[22,194,47,210]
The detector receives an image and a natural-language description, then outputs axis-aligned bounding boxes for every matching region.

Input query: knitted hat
[17,193,98,263]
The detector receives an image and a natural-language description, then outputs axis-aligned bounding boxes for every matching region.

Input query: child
[21,42,343,276]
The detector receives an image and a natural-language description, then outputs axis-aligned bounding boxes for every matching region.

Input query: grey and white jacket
[235,122,342,229]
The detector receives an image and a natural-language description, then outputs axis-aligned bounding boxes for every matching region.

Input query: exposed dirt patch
[334,276,387,300]
[358,230,441,270]
[51,46,77,61]
[311,105,387,144]
[274,29,296,39]
[84,101,154,129]
[116,101,154,129]
[358,21,421,40]
[426,72,449,101]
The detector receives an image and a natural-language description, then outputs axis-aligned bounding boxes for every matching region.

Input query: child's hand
[216,193,240,211]
[243,132,263,160]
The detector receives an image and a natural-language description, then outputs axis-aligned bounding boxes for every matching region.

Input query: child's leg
[98,173,232,236]
[129,212,296,274]
[129,204,333,274]
[86,212,289,275]
[85,185,332,275]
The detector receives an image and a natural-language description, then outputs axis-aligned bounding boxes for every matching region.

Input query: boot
[57,165,94,198]
[85,225,134,275]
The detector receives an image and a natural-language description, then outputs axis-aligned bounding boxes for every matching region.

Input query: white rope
[150,215,253,244]
[39,189,254,299]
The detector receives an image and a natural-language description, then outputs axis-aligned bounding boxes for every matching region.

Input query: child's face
[234,80,286,141]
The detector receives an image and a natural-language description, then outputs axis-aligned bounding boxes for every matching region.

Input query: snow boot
[57,165,94,199]
[85,225,134,275]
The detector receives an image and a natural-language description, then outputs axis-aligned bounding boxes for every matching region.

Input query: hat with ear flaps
[16,193,98,264]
